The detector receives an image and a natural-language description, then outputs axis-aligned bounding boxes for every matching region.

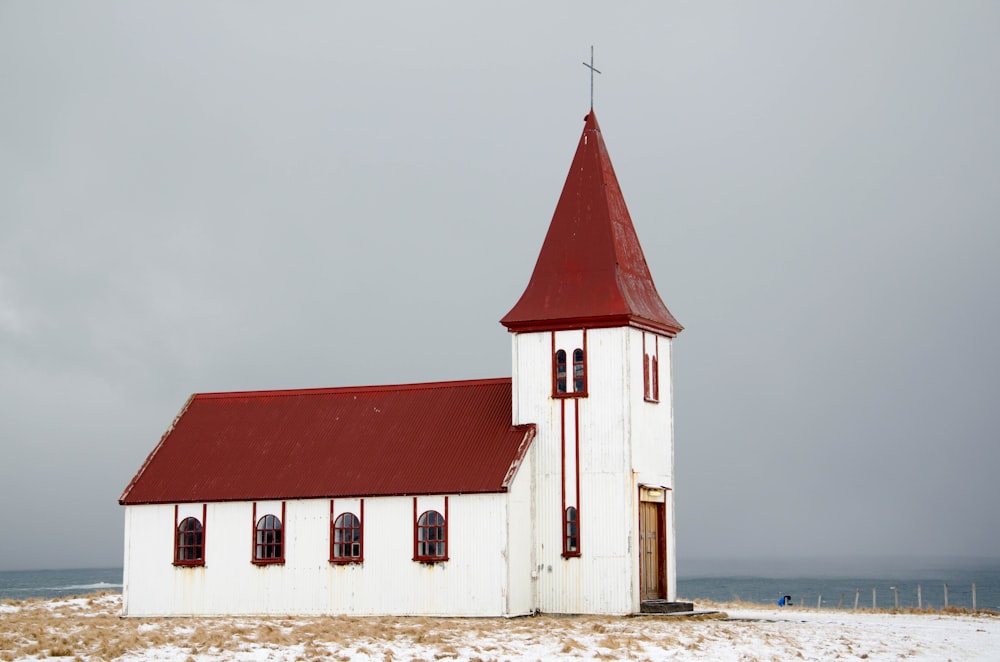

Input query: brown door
[639,501,664,600]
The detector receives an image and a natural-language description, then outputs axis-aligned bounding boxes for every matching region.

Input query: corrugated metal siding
[121,379,534,505]
[122,494,512,617]
[514,329,638,615]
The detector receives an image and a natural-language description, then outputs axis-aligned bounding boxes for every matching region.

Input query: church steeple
[501,111,683,336]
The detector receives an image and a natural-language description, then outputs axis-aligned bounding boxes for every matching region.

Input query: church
[119,108,684,617]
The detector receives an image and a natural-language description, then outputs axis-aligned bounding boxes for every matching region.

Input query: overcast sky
[2,2,998,572]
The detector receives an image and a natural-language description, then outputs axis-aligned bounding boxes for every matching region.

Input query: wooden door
[639,501,663,600]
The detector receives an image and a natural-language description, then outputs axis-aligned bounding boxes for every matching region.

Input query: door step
[640,600,694,614]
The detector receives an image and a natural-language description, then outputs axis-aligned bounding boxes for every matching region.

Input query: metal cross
[582,45,601,109]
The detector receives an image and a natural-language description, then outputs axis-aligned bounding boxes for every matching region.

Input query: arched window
[331,512,362,563]
[573,348,586,393]
[175,517,204,564]
[564,506,580,556]
[554,349,568,393]
[415,510,447,561]
[255,514,283,562]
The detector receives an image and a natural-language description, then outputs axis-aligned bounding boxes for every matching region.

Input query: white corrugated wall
[122,492,515,617]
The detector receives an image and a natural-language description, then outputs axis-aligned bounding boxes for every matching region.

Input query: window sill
[552,392,588,399]
[329,559,363,565]
[413,557,449,564]
[173,560,205,567]
[643,396,659,404]
[252,559,285,566]
[561,552,581,559]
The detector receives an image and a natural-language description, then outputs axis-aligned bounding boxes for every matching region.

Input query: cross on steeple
[582,45,601,109]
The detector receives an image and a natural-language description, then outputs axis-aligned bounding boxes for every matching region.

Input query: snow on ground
[1,593,997,661]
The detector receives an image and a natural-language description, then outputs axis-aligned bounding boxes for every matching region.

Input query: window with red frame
[254,514,283,562]
[644,353,660,402]
[564,506,580,556]
[175,517,204,565]
[652,355,659,401]
[572,348,586,393]
[554,349,568,394]
[415,510,447,561]
[331,512,362,562]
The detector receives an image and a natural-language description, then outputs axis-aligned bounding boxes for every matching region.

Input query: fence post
[817,594,822,609]
[891,586,899,610]
[872,586,877,609]
[917,584,922,610]
[972,583,977,611]
[854,588,860,610]
[944,583,949,608]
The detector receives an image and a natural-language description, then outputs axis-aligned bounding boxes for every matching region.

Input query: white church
[119,109,685,617]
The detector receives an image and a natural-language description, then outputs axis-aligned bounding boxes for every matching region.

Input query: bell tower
[501,110,683,614]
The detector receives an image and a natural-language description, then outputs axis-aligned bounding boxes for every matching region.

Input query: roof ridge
[193,376,512,400]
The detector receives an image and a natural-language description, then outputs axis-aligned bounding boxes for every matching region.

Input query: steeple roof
[501,111,683,336]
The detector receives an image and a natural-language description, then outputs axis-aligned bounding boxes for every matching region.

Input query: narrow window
[255,514,283,563]
[554,349,567,394]
[331,512,362,563]
[175,517,204,565]
[643,353,651,399]
[564,506,580,556]
[652,355,660,401]
[415,510,447,561]
[573,348,586,393]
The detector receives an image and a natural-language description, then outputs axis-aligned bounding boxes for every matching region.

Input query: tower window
[573,348,586,393]
[563,506,580,556]
[554,350,567,393]
[644,353,659,403]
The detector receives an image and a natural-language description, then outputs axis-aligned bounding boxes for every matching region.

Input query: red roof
[120,378,534,505]
[501,111,683,336]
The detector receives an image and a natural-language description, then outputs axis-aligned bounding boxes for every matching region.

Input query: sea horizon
[4,556,998,610]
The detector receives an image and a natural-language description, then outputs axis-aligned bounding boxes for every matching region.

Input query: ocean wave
[54,582,123,590]
[6,582,124,592]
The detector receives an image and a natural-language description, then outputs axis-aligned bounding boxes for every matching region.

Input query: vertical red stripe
[173,504,179,563]
[251,501,257,562]
[574,399,581,553]
[443,495,449,560]
[201,503,207,563]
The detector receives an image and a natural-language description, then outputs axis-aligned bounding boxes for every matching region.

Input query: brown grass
[0,592,995,661]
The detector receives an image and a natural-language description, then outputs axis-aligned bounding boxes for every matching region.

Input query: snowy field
[1,593,997,661]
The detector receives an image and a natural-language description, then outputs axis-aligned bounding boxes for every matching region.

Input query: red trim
[574,400,582,556]
[560,398,566,554]
[202,503,207,563]
[412,498,417,561]
[504,314,681,337]
[195,377,512,401]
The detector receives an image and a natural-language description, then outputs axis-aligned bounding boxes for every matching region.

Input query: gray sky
[2,1,998,572]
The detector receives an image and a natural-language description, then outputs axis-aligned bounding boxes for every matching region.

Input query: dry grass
[1,592,995,661]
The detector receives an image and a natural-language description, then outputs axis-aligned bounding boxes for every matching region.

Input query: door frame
[638,486,666,601]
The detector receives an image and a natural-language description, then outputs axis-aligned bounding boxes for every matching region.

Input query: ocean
[677,557,1000,611]
[0,568,122,602]
[2,558,997,611]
